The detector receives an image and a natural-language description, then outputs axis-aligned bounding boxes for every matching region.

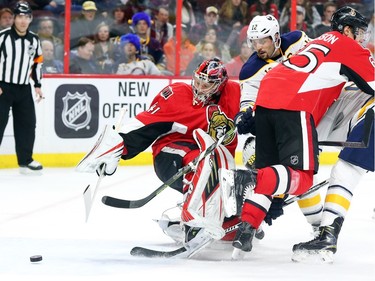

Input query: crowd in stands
[0,0,373,76]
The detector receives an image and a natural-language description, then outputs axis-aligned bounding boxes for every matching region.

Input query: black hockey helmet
[13,1,32,16]
[331,6,368,33]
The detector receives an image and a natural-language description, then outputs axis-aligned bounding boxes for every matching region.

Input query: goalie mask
[192,58,228,106]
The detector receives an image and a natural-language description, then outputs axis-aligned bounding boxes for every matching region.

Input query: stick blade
[83,185,92,222]
[102,195,132,208]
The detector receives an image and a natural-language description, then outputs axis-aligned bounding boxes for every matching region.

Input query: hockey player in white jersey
[234,14,323,232]
[292,84,374,263]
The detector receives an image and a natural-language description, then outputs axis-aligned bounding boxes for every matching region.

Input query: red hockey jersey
[121,80,241,159]
[255,31,375,125]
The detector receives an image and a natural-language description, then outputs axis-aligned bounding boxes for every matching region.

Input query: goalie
[76,58,250,257]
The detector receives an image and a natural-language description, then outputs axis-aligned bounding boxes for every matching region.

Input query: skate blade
[186,238,213,258]
[292,250,334,264]
[231,248,247,260]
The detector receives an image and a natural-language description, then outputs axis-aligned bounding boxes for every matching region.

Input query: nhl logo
[62,91,91,131]
[28,45,35,57]
[290,155,299,166]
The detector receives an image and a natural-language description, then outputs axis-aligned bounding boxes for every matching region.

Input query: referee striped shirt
[0,26,43,87]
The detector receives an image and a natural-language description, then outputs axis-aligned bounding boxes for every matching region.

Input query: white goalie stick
[318,108,373,148]
[101,128,237,209]
[82,108,127,222]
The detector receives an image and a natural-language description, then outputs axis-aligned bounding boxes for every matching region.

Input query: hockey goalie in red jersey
[219,6,375,259]
[76,58,246,257]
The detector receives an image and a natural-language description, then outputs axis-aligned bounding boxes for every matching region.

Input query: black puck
[30,255,43,262]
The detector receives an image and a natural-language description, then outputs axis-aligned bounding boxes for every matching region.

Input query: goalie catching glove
[234,107,256,135]
[76,125,127,176]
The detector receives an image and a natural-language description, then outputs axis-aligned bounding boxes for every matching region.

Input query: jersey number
[283,44,330,73]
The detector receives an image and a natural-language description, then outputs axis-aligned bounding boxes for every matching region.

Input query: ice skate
[292,217,344,263]
[231,221,256,260]
[19,160,43,175]
[156,203,184,244]
[183,225,214,258]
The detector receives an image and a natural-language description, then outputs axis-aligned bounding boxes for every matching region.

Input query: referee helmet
[13,1,32,16]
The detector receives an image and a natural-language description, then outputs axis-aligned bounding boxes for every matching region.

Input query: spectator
[189,6,224,45]
[0,7,13,30]
[41,40,63,73]
[36,17,63,60]
[151,7,173,47]
[219,0,249,46]
[69,37,100,74]
[116,33,162,75]
[225,40,254,77]
[95,0,121,20]
[312,2,337,37]
[130,11,165,69]
[163,24,196,75]
[185,41,217,75]
[43,0,65,16]
[109,3,132,38]
[249,0,278,19]
[70,1,103,50]
[195,26,231,63]
[93,22,117,73]
[181,0,196,30]
[279,0,321,30]
[281,5,316,37]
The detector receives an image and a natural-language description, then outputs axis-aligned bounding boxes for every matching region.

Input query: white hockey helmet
[247,15,280,47]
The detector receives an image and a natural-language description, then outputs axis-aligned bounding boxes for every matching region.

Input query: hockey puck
[30,255,43,262]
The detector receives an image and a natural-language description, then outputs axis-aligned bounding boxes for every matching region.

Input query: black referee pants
[0,82,36,166]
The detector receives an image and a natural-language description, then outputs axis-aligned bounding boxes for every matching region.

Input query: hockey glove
[264,196,287,226]
[234,107,256,135]
[76,125,126,176]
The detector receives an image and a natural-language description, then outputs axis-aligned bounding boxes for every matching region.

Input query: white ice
[0,165,374,281]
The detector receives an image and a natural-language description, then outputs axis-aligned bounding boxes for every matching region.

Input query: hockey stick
[102,128,237,209]
[82,108,127,222]
[284,178,329,206]
[131,179,329,258]
[318,109,373,148]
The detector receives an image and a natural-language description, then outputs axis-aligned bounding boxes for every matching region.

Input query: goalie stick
[82,108,127,222]
[130,179,328,258]
[101,128,237,209]
[318,108,373,148]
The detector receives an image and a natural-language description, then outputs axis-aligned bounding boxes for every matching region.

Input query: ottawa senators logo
[206,105,235,145]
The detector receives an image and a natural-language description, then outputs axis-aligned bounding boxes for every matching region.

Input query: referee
[0,1,44,174]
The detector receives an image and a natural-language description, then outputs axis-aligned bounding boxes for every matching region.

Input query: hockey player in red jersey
[237,14,323,233]
[220,6,375,259]
[76,58,244,257]
[292,84,374,263]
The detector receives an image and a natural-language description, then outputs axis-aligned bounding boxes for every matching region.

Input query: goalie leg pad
[76,125,125,175]
[181,129,235,240]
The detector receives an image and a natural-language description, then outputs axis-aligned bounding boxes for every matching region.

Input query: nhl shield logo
[62,91,92,131]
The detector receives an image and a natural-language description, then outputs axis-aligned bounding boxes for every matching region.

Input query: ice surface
[0,165,374,281]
